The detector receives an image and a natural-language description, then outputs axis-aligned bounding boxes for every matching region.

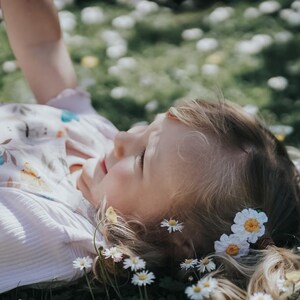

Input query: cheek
[98,161,136,212]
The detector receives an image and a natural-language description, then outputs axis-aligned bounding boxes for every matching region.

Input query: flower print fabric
[0,88,116,293]
[0,88,117,221]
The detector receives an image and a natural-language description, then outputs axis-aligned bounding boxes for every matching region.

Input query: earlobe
[181,239,195,259]
[172,233,194,259]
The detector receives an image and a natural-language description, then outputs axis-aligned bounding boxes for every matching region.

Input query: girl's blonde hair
[94,99,300,298]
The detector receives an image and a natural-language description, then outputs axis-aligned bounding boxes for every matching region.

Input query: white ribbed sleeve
[0,188,104,293]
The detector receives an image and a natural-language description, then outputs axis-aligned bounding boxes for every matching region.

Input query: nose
[114,131,138,159]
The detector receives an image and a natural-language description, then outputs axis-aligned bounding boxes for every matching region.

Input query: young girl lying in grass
[1,1,300,299]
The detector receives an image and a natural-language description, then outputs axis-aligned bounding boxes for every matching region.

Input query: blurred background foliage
[0,0,299,145]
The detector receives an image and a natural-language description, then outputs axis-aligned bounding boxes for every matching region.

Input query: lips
[100,159,108,174]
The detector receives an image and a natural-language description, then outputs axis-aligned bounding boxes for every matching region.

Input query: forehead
[148,114,190,153]
[147,116,196,196]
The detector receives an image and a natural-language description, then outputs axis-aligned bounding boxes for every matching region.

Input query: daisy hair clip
[160,218,184,233]
[214,208,269,259]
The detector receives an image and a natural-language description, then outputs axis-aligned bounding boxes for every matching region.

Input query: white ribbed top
[0,188,104,293]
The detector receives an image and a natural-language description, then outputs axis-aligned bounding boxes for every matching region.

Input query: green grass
[0,0,299,147]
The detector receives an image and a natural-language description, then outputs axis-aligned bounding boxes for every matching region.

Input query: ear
[171,232,195,260]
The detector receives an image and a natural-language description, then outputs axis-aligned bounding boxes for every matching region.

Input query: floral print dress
[0,89,116,220]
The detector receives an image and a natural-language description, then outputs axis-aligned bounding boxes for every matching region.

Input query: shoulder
[46,87,118,139]
[46,87,95,114]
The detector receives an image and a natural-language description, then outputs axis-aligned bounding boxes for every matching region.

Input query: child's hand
[2,0,77,104]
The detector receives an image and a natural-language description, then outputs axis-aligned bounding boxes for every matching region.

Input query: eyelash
[138,149,146,169]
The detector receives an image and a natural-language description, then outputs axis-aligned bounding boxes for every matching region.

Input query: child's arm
[2,0,77,104]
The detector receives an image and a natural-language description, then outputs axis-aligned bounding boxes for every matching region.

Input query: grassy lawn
[0,0,299,145]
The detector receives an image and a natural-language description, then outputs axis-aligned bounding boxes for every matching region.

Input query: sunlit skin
[76,114,195,221]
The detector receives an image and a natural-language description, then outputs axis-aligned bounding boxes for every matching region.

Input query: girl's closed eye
[138,149,146,170]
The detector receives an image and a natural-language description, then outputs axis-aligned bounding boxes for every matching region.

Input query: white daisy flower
[81,7,105,25]
[244,7,261,19]
[2,61,18,73]
[231,208,268,243]
[252,34,273,49]
[117,57,137,70]
[235,40,262,55]
[199,277,218,294]
[112,15,135,30]
[274,31,293,44]
[214,234,250,258]
[145,100,159,112]
[201,64,220,76]
[276,277,293,293]
[243,104,258,116]
[131,270,155,286]
[185,281,209,300]
[58,11,77,32]
[110,86,128,99]
[292,0,300,11]
[180,259,198,271]
[182,28,203,41]
[197,257,216,273]
[267,76,288,91]
[280,9,300,26]
[196,38,219,52]
[106,44,128,59]
[250,292,273,300]
[123,256,146,271]
[185,277,218,299]
[259,0,281,14]
[269,125,293,139]
[135,1,159,15]
[72,256,93,271]
[160,219,184,233]
[208,6,234,24]
[101,30,123,46]
[102,247,123,262]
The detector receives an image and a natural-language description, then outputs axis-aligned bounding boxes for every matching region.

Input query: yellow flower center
[286,270,300,283]
[105,206,117,224]
[138,274,147,281]
[202,257,209,265]
[244,218,260,233]
[132,258,138,264]
[185,259,193,264]
[81,56,99,68]
[226,244,240,256]
[203,281,210,287]
[275,133,285,141]
[168,219,177,226]
[193,286,202,293]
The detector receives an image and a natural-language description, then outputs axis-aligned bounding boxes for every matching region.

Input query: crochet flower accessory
[231,208,268,243]
[214,208,268,259]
